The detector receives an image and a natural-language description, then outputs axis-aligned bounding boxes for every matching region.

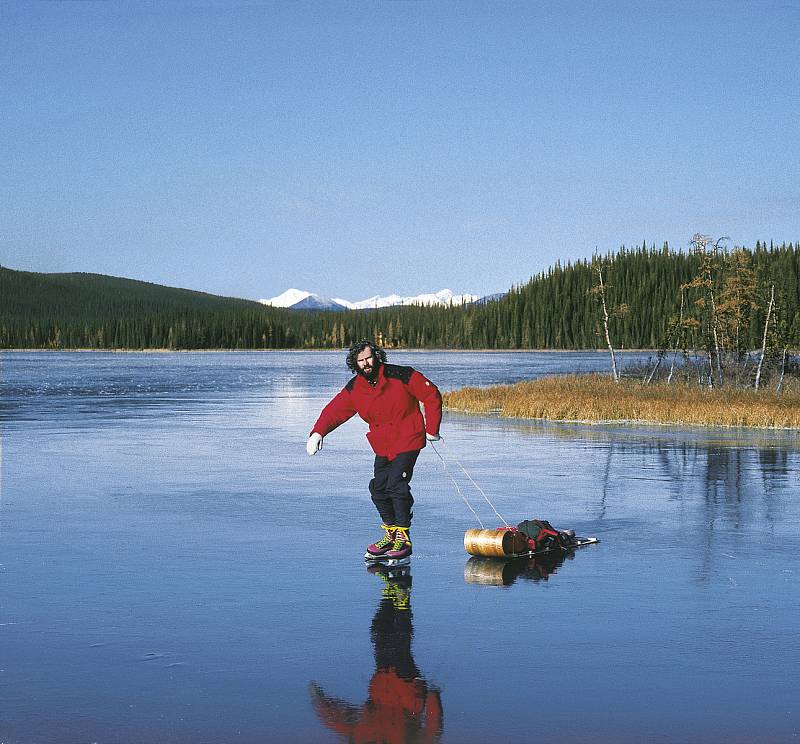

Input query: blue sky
[2,1,799,301]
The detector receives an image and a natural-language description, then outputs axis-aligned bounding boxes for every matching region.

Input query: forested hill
[0,267,288,349]
[508,241,800,349]
[2,241,799,350]
[2,267,267,315]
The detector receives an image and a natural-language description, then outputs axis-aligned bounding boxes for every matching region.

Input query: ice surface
[1,351,798,743]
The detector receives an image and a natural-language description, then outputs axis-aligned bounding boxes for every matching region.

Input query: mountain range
[260,287,483,311]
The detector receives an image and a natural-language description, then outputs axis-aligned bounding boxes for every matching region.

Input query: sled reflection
[464,550,574,586]
[309,565,443,743]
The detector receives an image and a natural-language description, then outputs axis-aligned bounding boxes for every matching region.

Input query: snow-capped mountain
[260,288,480,310]
[260,289,348,311]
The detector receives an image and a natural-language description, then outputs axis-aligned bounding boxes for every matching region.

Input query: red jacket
[312,364,442,460]
[311,674,443,744]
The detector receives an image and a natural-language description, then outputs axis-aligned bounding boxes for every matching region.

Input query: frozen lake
[1,350,799,743]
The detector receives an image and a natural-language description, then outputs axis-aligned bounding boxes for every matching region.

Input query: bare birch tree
[754,283,775,391]
[588,257,628,383]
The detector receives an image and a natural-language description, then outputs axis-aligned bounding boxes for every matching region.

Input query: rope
[428,441,485,528]
[436,439,511,528]
[430,440,511,527]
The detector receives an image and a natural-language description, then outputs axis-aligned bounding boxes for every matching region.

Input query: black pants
[371,584,418,680]
[369,449,420,528]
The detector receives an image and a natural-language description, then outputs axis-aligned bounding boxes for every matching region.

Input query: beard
[357,362,380,382]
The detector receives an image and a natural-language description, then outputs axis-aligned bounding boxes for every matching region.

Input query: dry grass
[444,374,800,429]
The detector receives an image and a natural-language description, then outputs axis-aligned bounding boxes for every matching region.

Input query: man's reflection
[464,549,572,586]
[310,566,443,744]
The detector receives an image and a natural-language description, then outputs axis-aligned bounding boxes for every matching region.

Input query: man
[306,340,442,560]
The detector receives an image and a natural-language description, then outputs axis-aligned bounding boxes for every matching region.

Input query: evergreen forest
[2,241,799,352]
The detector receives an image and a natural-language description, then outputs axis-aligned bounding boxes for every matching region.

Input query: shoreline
[0,347,657,353]
[444,406,800,432]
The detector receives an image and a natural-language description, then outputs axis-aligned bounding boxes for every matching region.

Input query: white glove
[306,432,323,456]
[426,432,441,442]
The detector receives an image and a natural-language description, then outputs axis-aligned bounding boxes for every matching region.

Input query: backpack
[516,519,570,552]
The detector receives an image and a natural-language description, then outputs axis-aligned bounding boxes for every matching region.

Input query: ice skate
[365,524,395,558]
[364,526,412,567]
[385,526,412,560]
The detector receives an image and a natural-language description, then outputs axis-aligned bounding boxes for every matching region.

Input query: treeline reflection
[595,439,795,524]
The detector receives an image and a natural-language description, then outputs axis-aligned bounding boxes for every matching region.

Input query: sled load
[464,519,598,559]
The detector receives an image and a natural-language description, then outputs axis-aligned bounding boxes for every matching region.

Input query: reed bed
[443,374,800,429]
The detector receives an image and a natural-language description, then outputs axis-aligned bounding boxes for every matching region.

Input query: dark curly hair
[346,339,387,373]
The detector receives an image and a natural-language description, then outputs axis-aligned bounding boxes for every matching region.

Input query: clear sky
[2,1,799,301]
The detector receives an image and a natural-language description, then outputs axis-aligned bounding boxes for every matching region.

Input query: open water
[1,351,798,743]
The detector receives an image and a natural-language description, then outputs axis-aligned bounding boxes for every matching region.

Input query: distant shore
[0,347,655,353]
[444,374,800,430]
